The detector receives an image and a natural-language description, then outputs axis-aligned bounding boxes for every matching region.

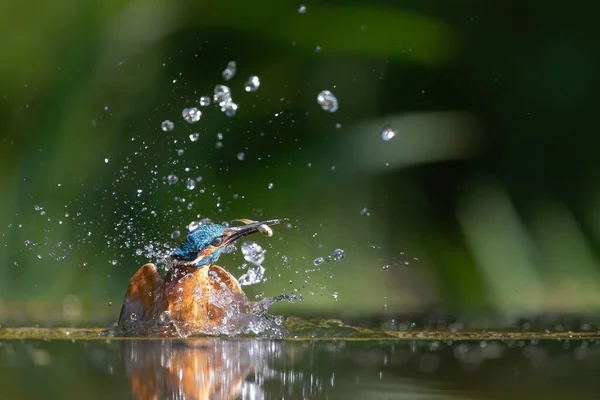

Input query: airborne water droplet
[186,178,196,190]
[333,248,345,261]
[199,96,211,107]
[237,152,245,161]
[241,241,266,265]
[161,120,174,132]
[238,263,266,286]
[222,61,237,81]
[221,100,238,117]
[316,90,338,112]
[313,257,324,266]
[267,183,274,189]
[167,174,178,185]
[189,133,199,142]
[381,125,396,141]
[244,75,261,92]
[182,107,202,123]
[298,4,307,13]
[213,85,231,104]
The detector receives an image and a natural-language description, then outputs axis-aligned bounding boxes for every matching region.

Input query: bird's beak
[223,219,281,245]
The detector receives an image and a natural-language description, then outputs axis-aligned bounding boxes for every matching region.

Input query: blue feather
[170,224,228,266]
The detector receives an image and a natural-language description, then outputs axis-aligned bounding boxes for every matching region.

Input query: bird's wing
[118,263,163,332]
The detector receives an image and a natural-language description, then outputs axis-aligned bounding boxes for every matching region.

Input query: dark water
[1,337,600,399]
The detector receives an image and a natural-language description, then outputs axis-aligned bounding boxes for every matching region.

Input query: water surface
[1,334,599,399]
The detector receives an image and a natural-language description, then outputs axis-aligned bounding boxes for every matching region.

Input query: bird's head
[169,219,280,267]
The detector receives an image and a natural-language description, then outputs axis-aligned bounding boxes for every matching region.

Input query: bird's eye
[211,236,224,247]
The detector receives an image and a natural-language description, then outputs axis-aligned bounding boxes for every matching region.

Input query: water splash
[316,90,338,112]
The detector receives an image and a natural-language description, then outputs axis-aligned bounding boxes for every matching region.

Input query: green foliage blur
[1,0,598,326]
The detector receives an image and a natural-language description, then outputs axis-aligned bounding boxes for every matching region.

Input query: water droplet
[188,221,200,231]
[333,249,345,261]
[24,240,31,247]
[161,120,174,132]
[182,107,202,123]
[130,313,138,321]
[332,292,339,300]
[167,174,178,185]
[110,259,118,265]
[107,302,112,307]
[360,207,370,216]
[325,256,332,263]
[382,265,390,271]
[159,310,172,323]
[199,96,211,107]
[170,230,180,239]
[213,84,231,104]
[381,125,396,141]
[241,241,266,265]
[244,75,261,92]
[237,152,245,161]
[267,183,274,190]
[217,132,224,140]
[189,133,199,142]
[313,257,324,266]
[222,61,237,81]
[298,4,307,13]
[135,249,143,256]
[221,100,238,117]
[215,141,224,149]
[186,178,196,190]
[239,264,266,286]
[104,158,109,164]
[316,90,338,112]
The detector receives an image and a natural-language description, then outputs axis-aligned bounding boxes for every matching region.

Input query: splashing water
[182,107,202,123]
[221,99,238,117]
[167,174,178,185]
[381,125,396,141]
[199,96,211,106]
[244,75,261,92]
[238,263,265,286]
[161,120,174,131]
[241,241,266,265]
[333,248,345,261]
[213,84,231,105]
[222,61,237,81]
[316,90,338,112]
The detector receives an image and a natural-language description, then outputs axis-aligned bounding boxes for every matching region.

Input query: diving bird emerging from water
[117,218,280,337]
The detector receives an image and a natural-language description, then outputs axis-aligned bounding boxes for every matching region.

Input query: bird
[117,218,280,337]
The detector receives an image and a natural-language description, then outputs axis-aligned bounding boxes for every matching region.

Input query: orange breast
[118,263,252,337]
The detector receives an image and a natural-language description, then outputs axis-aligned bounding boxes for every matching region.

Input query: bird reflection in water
[123,339,266,400]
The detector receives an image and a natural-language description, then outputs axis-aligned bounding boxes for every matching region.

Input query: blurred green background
[1,0,598,327]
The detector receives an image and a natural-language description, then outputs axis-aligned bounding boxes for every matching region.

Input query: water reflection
[124,340,256,399]
[3,338,600,399]
[119,338,600,400]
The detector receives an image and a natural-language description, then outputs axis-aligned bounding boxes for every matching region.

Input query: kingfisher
[117,218,280,337]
